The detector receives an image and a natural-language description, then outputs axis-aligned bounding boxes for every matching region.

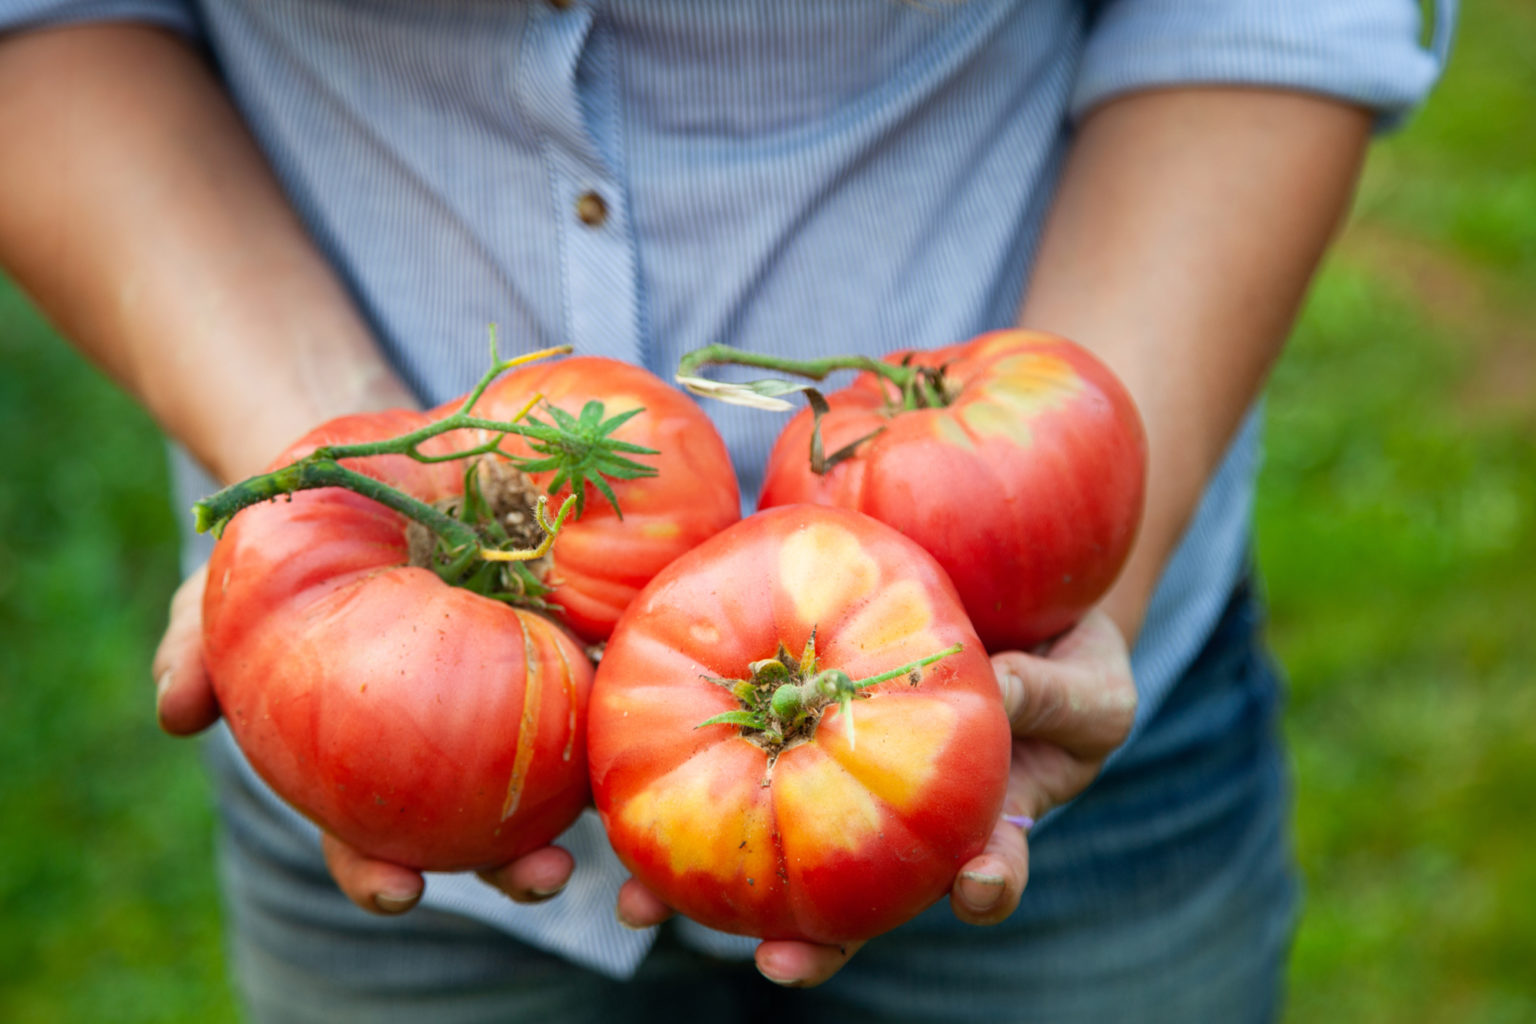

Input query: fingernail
[1002,814,1035,832]
[615,906,648,931]
[756,962,804,988]
[523,883,565,903]
[956,871,1005,912]
[373,890,420,914]
[996,669,1023,715]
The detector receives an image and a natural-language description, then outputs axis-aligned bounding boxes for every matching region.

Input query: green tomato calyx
[696,634,962,754]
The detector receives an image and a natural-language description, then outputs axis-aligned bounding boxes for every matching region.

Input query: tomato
[202,408,592,869]
[202,357,740,870]
[464,356,741,644]
[757,330,1146,652]
[588,504,1011,943]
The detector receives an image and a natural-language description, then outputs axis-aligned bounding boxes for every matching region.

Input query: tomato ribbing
[199,341,740,870]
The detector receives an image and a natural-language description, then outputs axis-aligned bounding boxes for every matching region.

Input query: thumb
[150,562,221,735]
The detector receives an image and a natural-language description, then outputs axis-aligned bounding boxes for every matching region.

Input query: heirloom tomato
[589,504,1011,943]
[757,330,1146,652]
[454,356,741,643]
[202,355,739,870]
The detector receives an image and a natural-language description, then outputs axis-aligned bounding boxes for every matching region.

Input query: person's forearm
[1019,87,1372,642]
[0,24,414,483]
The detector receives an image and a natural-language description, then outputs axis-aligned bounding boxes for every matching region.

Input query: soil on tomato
[405,457,553,578]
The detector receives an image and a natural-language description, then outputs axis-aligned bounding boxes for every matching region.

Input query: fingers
[613,883,869,988]
[615,878,870,988]
[755,938,866,988]
[150,563,221,735]
[321,833,424,915]
[615,877,674,930]
[950,816,1030,926]
[326,838,582,917]
[478,846,575,904]
[990,609,1137,760]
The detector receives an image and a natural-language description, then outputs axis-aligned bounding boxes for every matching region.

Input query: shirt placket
[514,1,644,368]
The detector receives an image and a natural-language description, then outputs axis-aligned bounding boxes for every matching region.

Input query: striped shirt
[5,0,1453,978]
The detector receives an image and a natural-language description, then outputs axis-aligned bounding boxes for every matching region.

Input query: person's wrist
[204,361,416,484]
[1094,580,1146,649]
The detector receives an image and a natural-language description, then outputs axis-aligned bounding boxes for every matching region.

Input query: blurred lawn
[0,5,1531,1021]
[1265,3,1536,1022]
[0,291,231,1019]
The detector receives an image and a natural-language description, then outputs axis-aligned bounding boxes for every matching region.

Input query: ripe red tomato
[757,330,1146,652]
[203,408,593,870]
[203,357,740,870]
[465,356,741,643]
[589,504,1011,943]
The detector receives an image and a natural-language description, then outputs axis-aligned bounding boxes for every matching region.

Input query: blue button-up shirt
[5,0,1453,978]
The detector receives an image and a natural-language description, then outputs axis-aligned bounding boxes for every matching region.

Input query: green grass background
[1,6,1531,1020]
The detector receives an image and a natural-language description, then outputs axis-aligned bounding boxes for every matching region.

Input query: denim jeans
[211,579,1297,1023]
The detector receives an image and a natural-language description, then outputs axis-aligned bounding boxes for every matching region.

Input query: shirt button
[575,191,608,228]
[549,0,572,9]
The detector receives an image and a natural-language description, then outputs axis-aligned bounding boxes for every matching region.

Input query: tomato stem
[194,456,483,553]
[675,343,958,415]
[677,344,917,393]
[676,344,958,475]
[191,333,661,602]
[476,493,574,564]
[848,644,963,691]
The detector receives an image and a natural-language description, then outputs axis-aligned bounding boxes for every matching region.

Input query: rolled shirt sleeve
[0,0,200,38]
[1073,0,1457,127]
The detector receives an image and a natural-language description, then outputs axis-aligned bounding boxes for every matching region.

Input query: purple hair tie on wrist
[1003,814,1035,832]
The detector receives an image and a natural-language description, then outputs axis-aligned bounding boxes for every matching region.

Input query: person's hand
[948,609,1137,927]
[150,564,579,913]
[151,563,221,737]
[612,609,1137,987]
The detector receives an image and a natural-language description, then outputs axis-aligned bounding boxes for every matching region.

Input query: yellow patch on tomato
[820,697,955,814]
[641,519,683,539]
[958,354,1084,446]
[931,414,976,451]
[773,750,885,855]
[778,521,880,626]
[959,400,1034,447]
[988,353,1082,409]
[618,750,777,882]
[838,579,939,659]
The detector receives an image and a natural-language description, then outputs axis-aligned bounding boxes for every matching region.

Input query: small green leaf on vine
[697,710,770,731]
